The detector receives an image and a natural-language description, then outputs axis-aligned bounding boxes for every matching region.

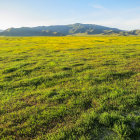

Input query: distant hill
[0,30,3,32]
[128,30,140,35]
[0,27,64,36]
[0,23,139,36]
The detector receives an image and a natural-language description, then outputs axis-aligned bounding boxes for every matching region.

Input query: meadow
[0,36,139,140]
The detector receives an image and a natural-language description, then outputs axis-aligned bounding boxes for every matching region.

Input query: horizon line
[0,23,136,31]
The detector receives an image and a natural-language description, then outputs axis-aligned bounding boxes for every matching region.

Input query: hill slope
[0,23,122,36]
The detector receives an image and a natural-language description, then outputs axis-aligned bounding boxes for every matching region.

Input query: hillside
[0,36,139,139]
[128,30,140,35]
[0,27,64,36]
[0,23,122,36]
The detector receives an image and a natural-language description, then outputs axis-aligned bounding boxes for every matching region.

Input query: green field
[0,36,140,140]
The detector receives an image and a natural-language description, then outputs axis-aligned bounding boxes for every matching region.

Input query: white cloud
[85,4,140,30]
[85,17,140,30]
[92,4,105,9]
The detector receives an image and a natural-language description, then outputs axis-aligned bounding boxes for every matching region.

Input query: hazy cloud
[92,4,105,9]
[0,0,140,30]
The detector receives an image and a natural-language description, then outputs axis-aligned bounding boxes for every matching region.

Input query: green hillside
[0,37,139,139]
[0,23,122,36]
[0,23,140,36]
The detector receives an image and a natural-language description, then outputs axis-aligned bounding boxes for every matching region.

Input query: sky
[0,0,140,30]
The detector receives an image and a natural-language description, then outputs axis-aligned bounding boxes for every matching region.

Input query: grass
[0,36,139,140]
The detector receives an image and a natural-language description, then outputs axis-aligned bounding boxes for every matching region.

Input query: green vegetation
[0,36,139,139]
[0,23,121,36]
[1,23,140,37]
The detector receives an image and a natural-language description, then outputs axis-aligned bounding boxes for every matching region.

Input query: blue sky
[0,0,140,30]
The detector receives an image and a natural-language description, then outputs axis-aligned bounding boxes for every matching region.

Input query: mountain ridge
[0,23,140,36]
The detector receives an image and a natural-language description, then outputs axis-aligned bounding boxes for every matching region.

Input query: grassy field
[0,36,139,140]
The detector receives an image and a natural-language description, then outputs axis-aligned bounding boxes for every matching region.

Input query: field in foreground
[0,36,140,140]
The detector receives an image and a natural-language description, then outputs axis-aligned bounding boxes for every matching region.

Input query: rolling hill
[0,23,122,36]
[0,23,140,36]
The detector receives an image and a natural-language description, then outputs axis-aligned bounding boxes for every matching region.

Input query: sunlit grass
[0,36,139,139]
